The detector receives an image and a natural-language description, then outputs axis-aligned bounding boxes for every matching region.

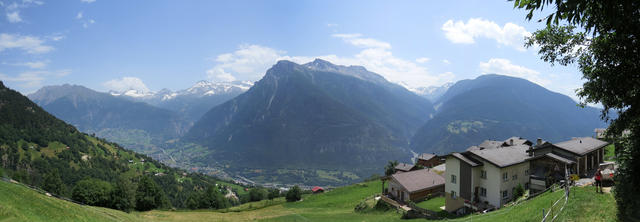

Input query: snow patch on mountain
[411,82,453,102]
[111,80,253,102]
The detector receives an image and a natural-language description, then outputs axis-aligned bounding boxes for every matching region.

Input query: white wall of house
[475,160,500,207]
[445,156,461,198]
[498,162,530,206]
[445,156,464,212]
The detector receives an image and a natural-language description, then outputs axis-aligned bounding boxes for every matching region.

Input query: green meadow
[1,178,616,222]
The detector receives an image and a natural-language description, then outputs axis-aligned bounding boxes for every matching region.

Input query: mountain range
[26,60,609,186]
[0,81,233,210]
[182,59,433,185]
[410,74,608,154]
[28,81,250,157]
[111,81,252,123]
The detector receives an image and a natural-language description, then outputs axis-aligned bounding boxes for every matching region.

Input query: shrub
[135,176,167,211]
[249,187,267,202]
[513,184,525,199]
[285,186,302,202]
[267,189,280,200]
[72,178,114,207]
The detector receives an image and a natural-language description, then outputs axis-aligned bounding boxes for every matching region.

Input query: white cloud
[326,23,338,27]
[49,34,65,41]
[13,60,48,69]
[0,33,54,54]
[206,34,455,88]
[103,77,150,93]
[2,0,43,23]
[206,44,286,82]
[332,33,391,49]
[76,11,83,19]
[6,11,22,23]
[442,18,531,51]
[22,0,44,5]
[81,0,96,3]
[479,58,549,86]
[415,57,430,63]
[442,59,451,65]
[82,19,95,28]
[0,69,70,88]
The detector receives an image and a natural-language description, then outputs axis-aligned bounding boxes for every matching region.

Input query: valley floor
[0,178,617,222]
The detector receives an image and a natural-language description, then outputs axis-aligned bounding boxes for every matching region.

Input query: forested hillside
[0,81,237,212]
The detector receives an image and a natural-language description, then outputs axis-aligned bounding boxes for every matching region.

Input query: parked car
[599,162,615,182]
[482,208,496,214]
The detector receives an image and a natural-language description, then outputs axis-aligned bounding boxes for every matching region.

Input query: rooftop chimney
[509,139,514,146]
[537,138,542,146]
[528,146,534,157]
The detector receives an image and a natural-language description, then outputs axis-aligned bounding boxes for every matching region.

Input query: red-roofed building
[312,186,324,193]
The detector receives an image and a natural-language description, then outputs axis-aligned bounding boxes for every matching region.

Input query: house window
[503,172,508,182]
[525,169,529,175]
[502,190,508,199]
[512,174,518,180]
[451,191,457,199]
[480,187,487,197]
[451,175,457,184]
[481,170,487,179]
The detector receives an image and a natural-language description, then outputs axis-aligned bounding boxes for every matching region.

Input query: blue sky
[0,0,585,101]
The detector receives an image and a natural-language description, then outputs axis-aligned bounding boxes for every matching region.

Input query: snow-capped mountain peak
[110,80,253,104]
[109,88,155,98]
[410,82,453,102]
[183,80,253,96]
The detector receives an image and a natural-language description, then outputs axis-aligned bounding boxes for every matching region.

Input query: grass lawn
[448,186,617,222]
[415,196,445,211]
[1,176,617,222]
[140,181,405,222]
[555,186,617,222]
[0,180,141,222]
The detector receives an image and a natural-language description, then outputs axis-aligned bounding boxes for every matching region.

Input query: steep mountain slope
[0,81,233,210]
[28,84,187,153]
[183,59,433,185]
[302,59,435,141]
[411,74,607,154]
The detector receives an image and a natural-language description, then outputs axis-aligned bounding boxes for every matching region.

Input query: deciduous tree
[514,0,640,219]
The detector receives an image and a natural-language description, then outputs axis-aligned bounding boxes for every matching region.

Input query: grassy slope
[416,197,445,211]
[0,180,141,222]
[1,178,616,222]
[450,186,617,222]
[138,180,404,222]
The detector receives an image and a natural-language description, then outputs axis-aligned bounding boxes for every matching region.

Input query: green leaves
[516,0,640,219]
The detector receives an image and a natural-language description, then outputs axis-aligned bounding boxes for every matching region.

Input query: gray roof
[545,153,575,164]
[469,144,531,168]
[395,163,415,172]
[554,137,609,155]
[527,152,575,164]
[470,137,532,152]
[418,153,437,161]
[476,140,505,150]
[391,169,445,193]
[450,153,482,167]
[505,136,533,146]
